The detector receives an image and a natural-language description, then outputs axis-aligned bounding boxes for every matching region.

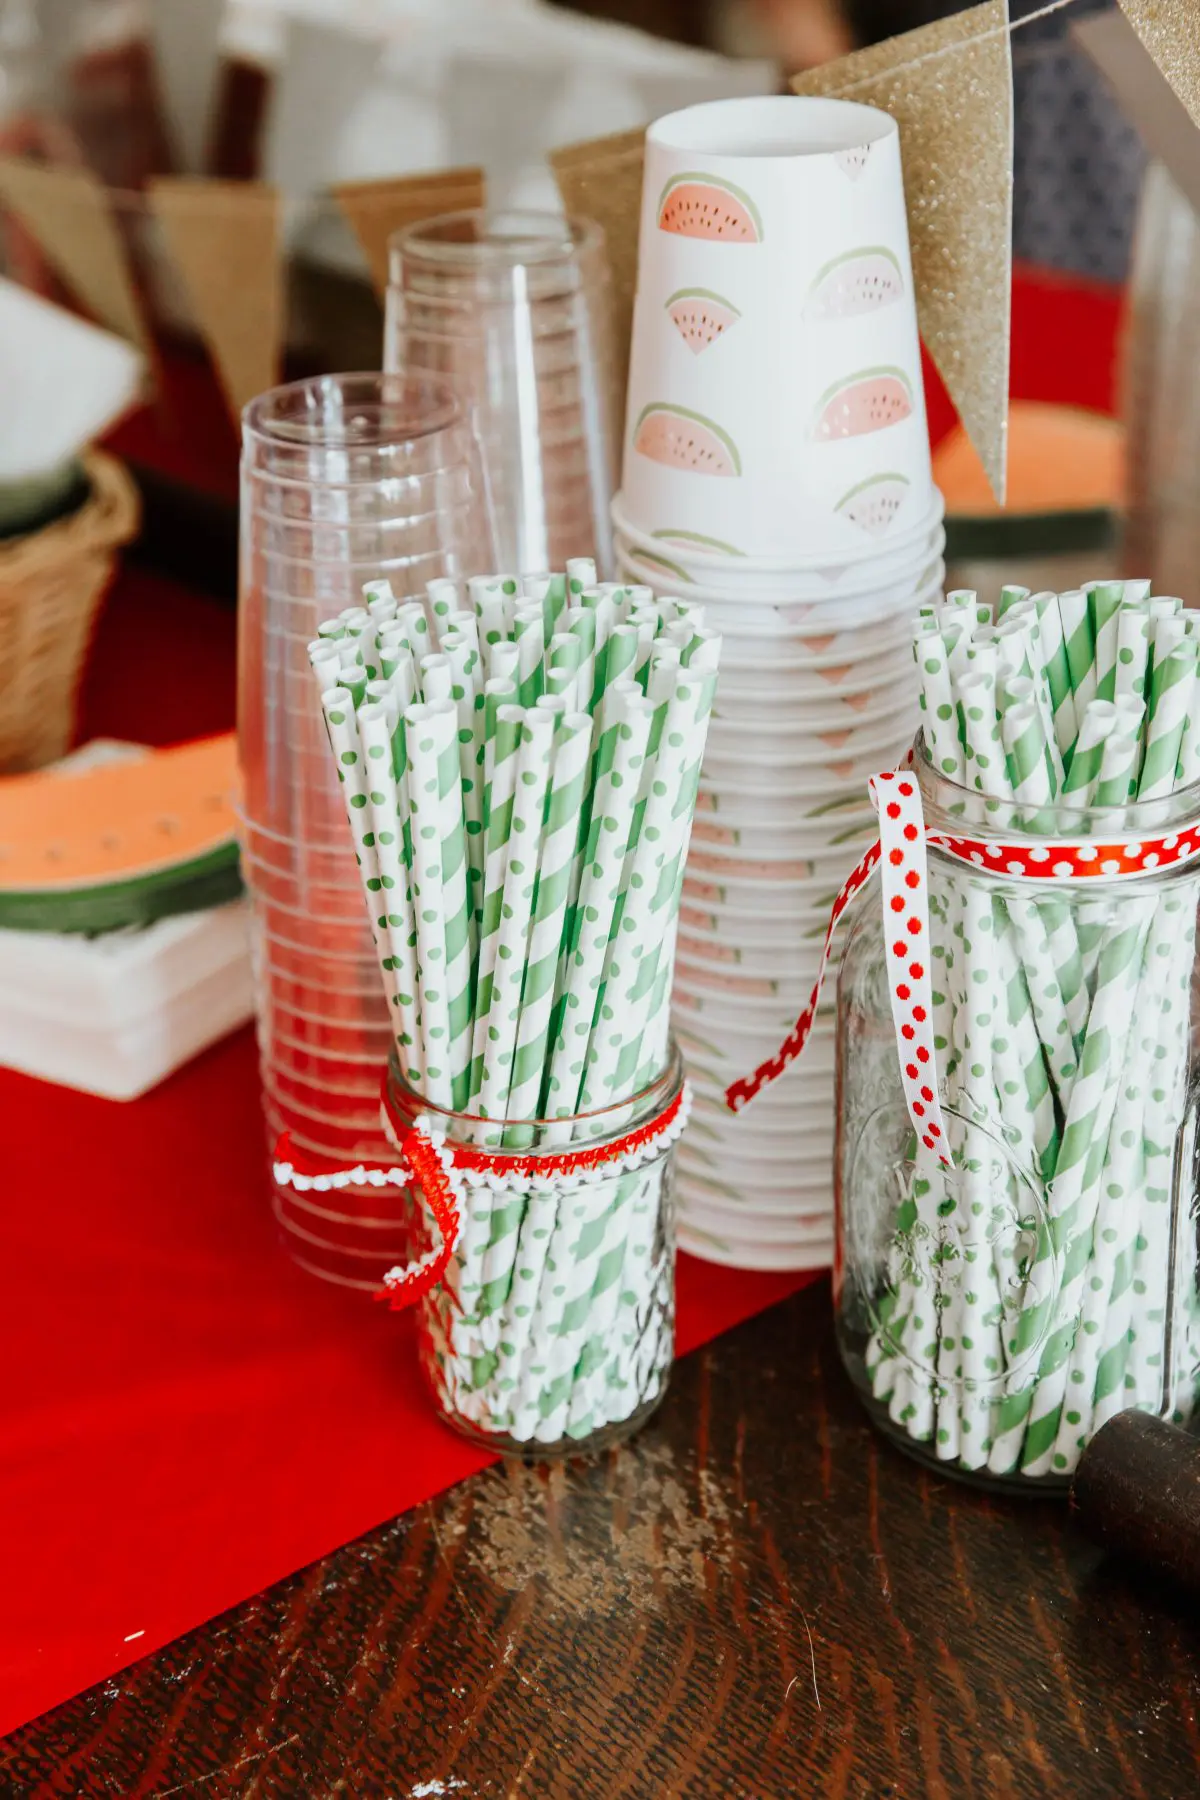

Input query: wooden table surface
[4,1278,1199,1798]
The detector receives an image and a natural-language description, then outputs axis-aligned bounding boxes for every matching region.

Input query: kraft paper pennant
[794,0,1014,504]
[1118,0,1200,131]
[551,126,645,414]
[333,167,487,298]
[0,159,150,351]
[148,177,282,421]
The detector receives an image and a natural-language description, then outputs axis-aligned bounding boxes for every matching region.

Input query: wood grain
[4,1280,1200,1797]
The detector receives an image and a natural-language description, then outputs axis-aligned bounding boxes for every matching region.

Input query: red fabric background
[0,267,1123,1739]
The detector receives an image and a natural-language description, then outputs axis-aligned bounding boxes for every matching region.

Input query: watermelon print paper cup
[612,491,945,590]
[622,95,932,564]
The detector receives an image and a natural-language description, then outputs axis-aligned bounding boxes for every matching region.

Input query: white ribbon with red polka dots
[724,770,1200,1166]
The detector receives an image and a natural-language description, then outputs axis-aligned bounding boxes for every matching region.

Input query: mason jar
[835,752,1200,1491]
[385,1042,684,1456]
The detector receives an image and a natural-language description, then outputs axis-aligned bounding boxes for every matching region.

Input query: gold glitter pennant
[1118,0,1200,131]
[551,128,645,421]
[794,0,1014,504]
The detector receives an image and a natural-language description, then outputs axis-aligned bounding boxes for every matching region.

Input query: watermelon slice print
[666,287,740,354]
[804,246,903,321]
[813,368,913,441]
[657,172,763,242]
[652,528,744,557]
[632,403,742,476]
[835,472,911,536]
[835,144,872,180]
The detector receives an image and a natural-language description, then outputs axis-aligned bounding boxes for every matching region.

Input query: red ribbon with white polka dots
[723,770,1200,1165]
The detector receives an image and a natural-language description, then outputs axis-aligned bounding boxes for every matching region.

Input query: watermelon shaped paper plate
[0,733,242,932]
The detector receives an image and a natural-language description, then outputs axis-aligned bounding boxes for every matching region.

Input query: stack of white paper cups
[615,95,942,1270]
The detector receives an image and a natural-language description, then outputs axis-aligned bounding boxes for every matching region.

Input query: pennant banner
[1118,0,1200,131]
[148,177,283,422]
[0,159,151,352]
[794,0,1014,506]
[333,166,487,299]
[551,126,645,416]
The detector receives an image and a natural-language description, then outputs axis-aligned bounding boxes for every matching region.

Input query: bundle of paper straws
[309,559,719,1443]
[863,580,1200,1481]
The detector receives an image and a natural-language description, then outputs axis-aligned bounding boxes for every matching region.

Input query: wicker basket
[0,450,140,772]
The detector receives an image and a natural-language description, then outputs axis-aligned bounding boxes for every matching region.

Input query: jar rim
[386,1040,685,1149]
[913,731,1200,845]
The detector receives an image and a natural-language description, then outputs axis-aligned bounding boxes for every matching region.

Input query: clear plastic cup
[386,209,619,576]
[240,372,494,1289]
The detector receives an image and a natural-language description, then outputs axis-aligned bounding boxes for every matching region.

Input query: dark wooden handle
[1072,1410,1200,1599]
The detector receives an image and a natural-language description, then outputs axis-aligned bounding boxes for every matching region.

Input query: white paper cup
[622,96,931,564]
[677,1218,832,1273]
[613,491,945,590]
[678,1186,834,1234]
[617,537,944,618]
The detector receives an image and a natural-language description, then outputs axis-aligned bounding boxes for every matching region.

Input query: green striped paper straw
[469,699,525,1092]
[1140,640,1198,799]
[1089,582,1125,704]
[471,708,557,1138]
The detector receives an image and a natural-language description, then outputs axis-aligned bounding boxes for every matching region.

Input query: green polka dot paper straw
[958,667,1007,797]
[1049,899,1180,1467]
[915,626,964,780]
[1114,909,1196,1422]
[419,653,453,705]
[1115,606,1150,705]
[319,684,390,986]
[588,658,719,1109]
[404,700,458,1111]
[440,631,486,956]
[565,557,596,600]
[426,577,460,645]
[356,702,422,1082]
[308,639,342,700]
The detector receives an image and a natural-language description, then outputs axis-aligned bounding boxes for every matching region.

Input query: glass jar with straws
[834,582,1200,1490]
[274,559,718,1455]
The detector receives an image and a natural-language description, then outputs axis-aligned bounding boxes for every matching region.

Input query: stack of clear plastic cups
[239,371,495,1289]
[615,94,942,1272]
[384,209,619,577]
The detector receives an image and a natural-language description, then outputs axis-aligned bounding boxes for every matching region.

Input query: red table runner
[0,265,1124,1737]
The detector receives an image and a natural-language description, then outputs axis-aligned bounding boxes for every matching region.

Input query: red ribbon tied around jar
[723,770,1200,1165]
[273,1080,692,1309]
